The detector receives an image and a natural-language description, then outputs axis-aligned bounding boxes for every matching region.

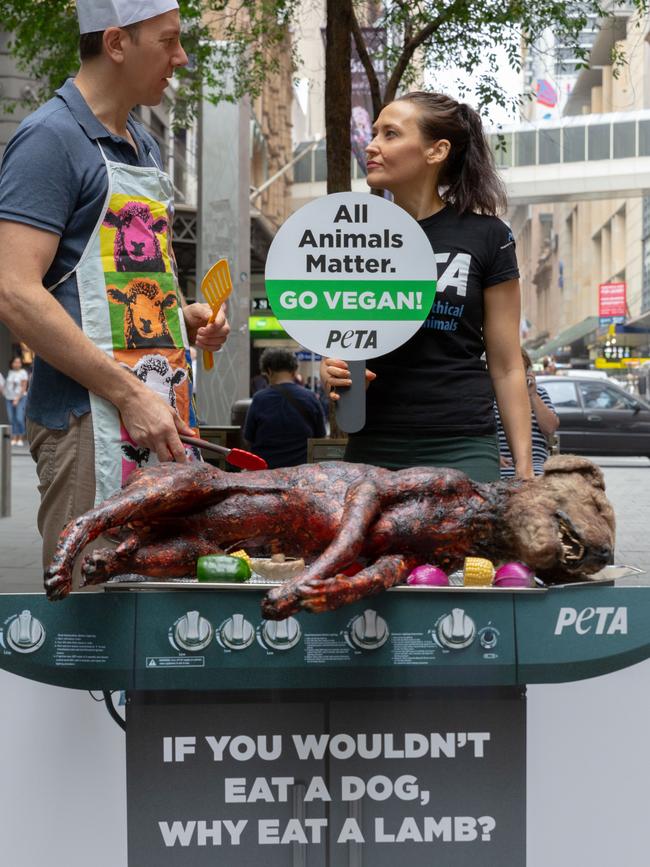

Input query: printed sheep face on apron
[101,195,171,273]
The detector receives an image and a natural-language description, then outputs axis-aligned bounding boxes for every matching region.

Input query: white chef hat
[76,0,180,34]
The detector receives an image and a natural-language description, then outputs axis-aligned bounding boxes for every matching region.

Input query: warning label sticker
[146,657,205,668]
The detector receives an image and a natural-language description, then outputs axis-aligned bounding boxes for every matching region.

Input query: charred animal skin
[44,456,616,618]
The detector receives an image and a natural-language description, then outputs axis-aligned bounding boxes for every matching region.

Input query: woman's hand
[526,370,537,398]
[320,357,376,401]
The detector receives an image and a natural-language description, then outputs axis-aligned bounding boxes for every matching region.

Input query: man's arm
[0,220,193,462]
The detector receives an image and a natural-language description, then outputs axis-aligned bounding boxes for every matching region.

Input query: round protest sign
[265,192,437,361]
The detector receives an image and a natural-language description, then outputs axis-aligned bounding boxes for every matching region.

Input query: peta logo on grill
[554,606,628,636]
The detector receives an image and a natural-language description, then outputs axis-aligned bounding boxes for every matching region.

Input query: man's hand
[183,302,230,350]
[118,384,195,464]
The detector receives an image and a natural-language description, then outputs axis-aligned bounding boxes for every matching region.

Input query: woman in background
[4,356,29,446]
[495,349,559,477]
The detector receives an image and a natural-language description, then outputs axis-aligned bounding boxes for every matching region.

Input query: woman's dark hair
[396,91,507,216]
[259,348,298,375]
[521,348,533,370]
[79,22,140,61]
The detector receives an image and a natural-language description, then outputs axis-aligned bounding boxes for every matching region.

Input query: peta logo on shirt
[435,253,471,297]
[554,606,628,636]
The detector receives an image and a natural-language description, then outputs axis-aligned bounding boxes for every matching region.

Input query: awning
[530,315,599,360]
[523,331,549,351]
[628,309,650,331]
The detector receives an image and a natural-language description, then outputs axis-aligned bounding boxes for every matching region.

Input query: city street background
[1,448,648,594]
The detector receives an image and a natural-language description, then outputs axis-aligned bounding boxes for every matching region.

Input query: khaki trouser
[27,412,109,590]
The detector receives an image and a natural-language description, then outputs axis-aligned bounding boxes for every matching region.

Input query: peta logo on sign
[554,606,628,636]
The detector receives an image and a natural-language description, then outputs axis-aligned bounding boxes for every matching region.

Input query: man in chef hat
[0,0,231,585]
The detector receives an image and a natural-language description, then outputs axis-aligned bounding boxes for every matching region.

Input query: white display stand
[2,660,650,866]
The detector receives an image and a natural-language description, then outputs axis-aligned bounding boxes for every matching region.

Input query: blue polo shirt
[0,78,162,429]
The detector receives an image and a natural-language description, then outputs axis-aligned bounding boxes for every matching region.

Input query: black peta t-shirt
[362,205,519,437]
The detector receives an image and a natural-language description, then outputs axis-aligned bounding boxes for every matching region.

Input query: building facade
[513,8,650,372]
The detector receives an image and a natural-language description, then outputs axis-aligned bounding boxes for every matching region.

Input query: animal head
[124,354,188,409]
[107,278,177,343]
[503,455,615,581]
[103,201,167,271]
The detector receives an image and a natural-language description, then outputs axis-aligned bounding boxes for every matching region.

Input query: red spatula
[180,434,267,470]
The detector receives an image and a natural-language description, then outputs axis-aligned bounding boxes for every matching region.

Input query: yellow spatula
[201,258,233,370]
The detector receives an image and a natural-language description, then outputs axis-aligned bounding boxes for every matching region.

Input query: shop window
[639,120,650,156]
[587,124,610,161]
[149,113,167,166]
[293,143,313,183]
[515,130,536,166]
[563,125,585,162]
[613,122,635,159]
[313,141,327,182]
[538,128,561,165]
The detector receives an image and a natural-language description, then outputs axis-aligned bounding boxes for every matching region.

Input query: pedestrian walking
[3,357,29,446]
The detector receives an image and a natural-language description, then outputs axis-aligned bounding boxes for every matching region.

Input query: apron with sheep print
[48,142,198,506]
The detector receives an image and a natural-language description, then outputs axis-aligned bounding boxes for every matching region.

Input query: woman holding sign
[322,92,532,481]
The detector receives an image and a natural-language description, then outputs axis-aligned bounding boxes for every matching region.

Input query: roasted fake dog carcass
[45,455,615,618]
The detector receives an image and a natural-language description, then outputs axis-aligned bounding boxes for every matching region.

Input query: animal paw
[80,549,115,585]
[44,566,73,601]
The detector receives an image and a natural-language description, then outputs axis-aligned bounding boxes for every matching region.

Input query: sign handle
[335,360,366,433]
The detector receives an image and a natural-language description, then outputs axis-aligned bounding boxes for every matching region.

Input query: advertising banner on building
[321,27,386,174]
[351,27,386,173]
[598,282,626,327]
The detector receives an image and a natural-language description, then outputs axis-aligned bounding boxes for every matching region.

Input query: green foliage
[0,0,647,129]
[358,0,650,123]
[0,0,299,127]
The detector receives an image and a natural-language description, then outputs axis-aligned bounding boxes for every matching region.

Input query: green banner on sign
[266,279,436,321]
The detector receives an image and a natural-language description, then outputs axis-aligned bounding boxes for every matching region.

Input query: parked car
[537,375,650,458]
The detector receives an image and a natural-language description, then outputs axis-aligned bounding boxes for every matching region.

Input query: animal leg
[45,462,223,600]
[262,553,420,618]
[82,533,224,584]
[262,480,381,619]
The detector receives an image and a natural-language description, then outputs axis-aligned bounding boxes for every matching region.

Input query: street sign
[598,281,626,327]
[265,193,437,430]
[265,193,436,359]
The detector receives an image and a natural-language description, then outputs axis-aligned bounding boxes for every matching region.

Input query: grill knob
[220,614,255,650]
[262,617,301,651]
[437,608,476,649]
[349,609,389,650]
[6,610,45,653]
[173,611,213,652]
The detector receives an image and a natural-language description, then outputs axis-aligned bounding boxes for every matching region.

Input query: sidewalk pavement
[1,449,649,594]
[0,447,42,593]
